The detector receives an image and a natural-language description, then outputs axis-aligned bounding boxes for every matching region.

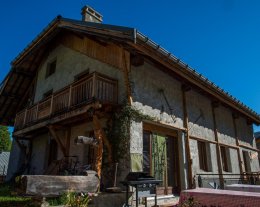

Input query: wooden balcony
[14,72,118,131]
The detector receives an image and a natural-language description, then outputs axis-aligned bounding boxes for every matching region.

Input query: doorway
[143,131,180,194]
[48,139,58,165]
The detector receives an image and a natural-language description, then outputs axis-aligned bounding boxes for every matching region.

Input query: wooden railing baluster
[14,73,118,130]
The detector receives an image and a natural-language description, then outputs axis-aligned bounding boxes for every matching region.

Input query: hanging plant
[105,103,155,162]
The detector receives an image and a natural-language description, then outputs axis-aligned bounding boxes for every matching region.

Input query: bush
[62,191,92,207]
[0,184,37,207]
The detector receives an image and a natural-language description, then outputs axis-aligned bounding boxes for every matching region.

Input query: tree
[0,125,11,151]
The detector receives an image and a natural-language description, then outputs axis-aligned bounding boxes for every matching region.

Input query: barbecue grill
[121,172,161,207]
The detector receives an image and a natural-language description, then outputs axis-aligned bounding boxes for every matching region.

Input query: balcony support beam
[48,125,67,157]
[93,114,112,182]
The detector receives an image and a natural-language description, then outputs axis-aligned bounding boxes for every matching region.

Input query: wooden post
[23,109,28,126]
[36,103,39,120]
[92,73,97,98]
[181,85,193,189]
[50,95,54,115]
[232,114,243,174]
[65,127,71,157]
[48,125,67,157]
[123,50,132,104]
[93,114,112,180]
[68,85,72,108]
[211,102,224,188]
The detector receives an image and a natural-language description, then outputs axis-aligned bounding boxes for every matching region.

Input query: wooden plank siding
[61,33,128,71]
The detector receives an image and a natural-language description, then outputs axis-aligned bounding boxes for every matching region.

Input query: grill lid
[125,172,155,181]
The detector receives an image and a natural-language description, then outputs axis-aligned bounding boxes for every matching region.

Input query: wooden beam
[143,122,178,137]
[190,136,217,145]
[181,86,193,189]
[131,54,144,66]
[123,50,132,104]
[211,102,224,188]
[93,114,112,181]
[48,125,67,157]
[13,68,34,78]
[232,115,243,174]
[239,143,260,152]
[65,127,71,157]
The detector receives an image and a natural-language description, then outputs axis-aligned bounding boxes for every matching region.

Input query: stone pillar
[129,120,143,172]
[178,131,188,190]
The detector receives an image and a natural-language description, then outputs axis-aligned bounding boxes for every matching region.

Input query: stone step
[131,195,179,207]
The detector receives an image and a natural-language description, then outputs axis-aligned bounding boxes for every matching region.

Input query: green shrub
[0,185,11,196]
[47,194,67,206]
[62,191,92,207]
[0,184,38,207]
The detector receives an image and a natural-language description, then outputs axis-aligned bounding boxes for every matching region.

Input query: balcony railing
[14,72,118,130]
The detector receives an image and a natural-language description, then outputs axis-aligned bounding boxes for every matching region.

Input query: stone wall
[131,62,183,129]
[186,90,215,142]
[129,60,258,189]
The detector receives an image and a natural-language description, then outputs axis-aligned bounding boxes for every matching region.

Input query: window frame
[242,150,251,173]
[43,89,53,99]
[197,140,210,172]
[45,58,57,79]
[220,146,232,172]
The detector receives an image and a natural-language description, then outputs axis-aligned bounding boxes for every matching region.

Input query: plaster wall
[30,134,48,174]
[129,120,143,172]
[34,44,125,103]
[69,122,94,165]
[239,148,259,172]
[186,90,215,141]
[6,140,27,181]
[215,106,236,145]
[129,121,143,154]
[228,148,240,174]
[190,139,219,175]
[131,62,183,129]
[236,117,255,148]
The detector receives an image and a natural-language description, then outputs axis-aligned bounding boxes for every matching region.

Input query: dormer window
[46,59,56,78]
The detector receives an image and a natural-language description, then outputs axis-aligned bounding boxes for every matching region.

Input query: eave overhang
[0,16,259,126]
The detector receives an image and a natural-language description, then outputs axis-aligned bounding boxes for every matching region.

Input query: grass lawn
[0,184,39,207]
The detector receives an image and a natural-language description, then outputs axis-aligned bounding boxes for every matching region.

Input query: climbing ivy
[105,103,154,162]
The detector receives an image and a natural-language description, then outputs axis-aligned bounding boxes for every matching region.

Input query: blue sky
[0,0,259,132]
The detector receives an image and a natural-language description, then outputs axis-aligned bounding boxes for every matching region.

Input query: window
[220,146,231,172]
[198,141,209,171]
[143,131,151,174]
[242,150,251,173]
[74,69,90,81]
[46,59,56,78]
[43,89,53,99]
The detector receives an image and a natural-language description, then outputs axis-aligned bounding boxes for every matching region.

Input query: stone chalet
[0,6,260,194]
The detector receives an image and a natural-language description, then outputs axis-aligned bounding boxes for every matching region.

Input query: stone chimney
[81,6,103,23]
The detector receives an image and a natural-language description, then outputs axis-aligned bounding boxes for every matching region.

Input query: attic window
[74,69,90,81]
[43,89,53,99]
[46,59,56,78]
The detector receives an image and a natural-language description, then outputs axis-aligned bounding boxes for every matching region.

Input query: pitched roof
[0,152,10,175]
[0,16,260,125]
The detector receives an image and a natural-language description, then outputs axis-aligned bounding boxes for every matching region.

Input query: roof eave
[135,31,260,124]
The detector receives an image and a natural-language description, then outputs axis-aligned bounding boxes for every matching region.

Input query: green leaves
[106,104,154,162]
[0,126,11,152]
